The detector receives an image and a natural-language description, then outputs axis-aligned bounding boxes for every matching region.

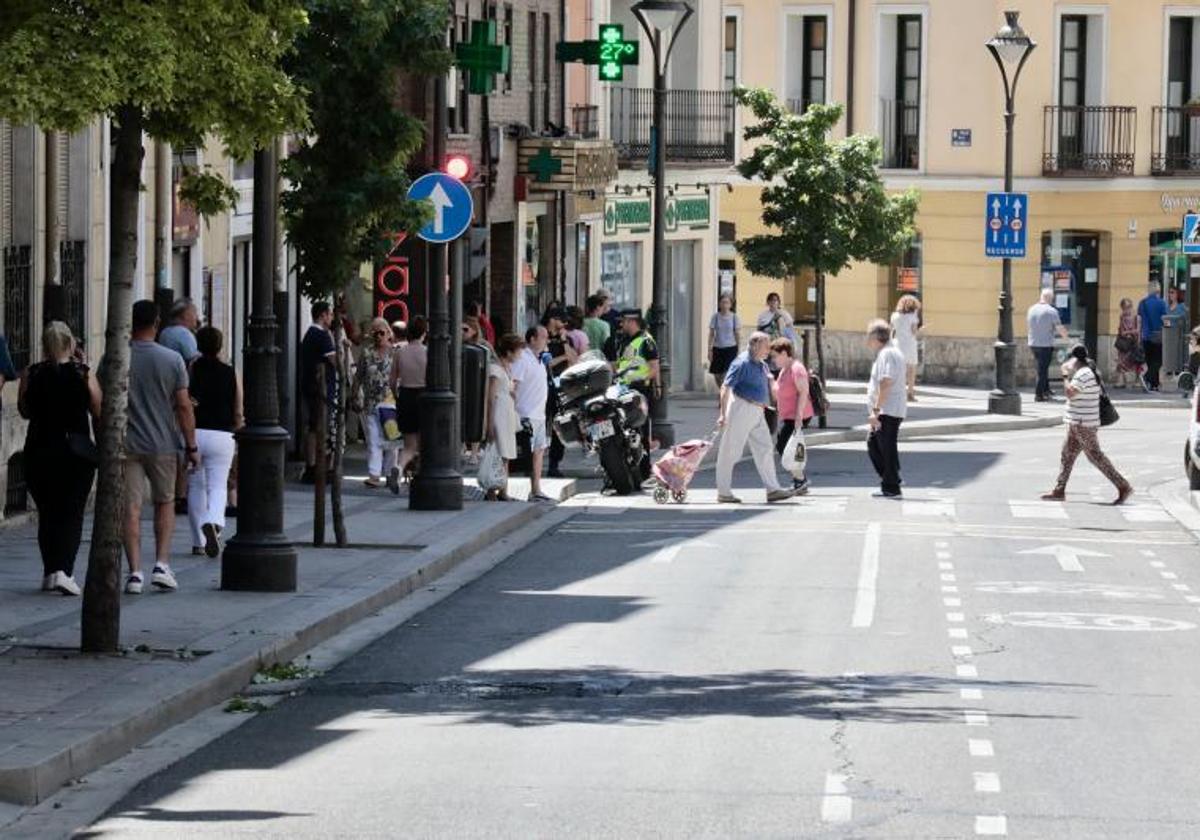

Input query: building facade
[724,0,1200,384]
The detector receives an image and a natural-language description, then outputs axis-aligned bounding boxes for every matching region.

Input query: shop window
[600,242,640,312]
[888,235,922,315]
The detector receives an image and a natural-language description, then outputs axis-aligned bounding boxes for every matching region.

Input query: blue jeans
[1031,346,1054,398]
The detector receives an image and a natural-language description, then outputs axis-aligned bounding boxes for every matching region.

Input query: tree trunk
[313,364,327,546]
[81,105,143,652]
[815,270,828,429]
[330,320,348,548]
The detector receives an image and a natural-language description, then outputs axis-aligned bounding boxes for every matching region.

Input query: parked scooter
[552,353,648,495]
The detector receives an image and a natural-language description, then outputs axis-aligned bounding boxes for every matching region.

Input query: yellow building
[722,0,1200,384]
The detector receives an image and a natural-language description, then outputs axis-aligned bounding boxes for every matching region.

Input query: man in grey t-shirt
[124,300,199,595]
[1027,290,1068,402]
[866,319,907,497]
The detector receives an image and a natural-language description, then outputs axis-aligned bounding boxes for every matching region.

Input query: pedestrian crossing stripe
[1121,505,1174,523]
[1009,500,1068,520]
[903,499,956,517]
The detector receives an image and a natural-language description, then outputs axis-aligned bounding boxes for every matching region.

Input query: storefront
[599,186,719,392]
[1041,230,1102,356]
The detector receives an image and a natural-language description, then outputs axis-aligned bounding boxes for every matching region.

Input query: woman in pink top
[769,337,812,493]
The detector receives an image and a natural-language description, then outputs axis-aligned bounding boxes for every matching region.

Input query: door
[1167,17,1194,166]
[1058,16,1088,169]
[667,241,695,391]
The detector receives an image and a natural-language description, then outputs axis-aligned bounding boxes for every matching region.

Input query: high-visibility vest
[617,333,653,384]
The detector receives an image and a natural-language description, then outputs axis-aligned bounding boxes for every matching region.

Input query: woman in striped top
[1042,345,1132,504]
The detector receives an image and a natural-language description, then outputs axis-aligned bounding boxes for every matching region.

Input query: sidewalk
[559,380,1063,477]
[0,468,575,805]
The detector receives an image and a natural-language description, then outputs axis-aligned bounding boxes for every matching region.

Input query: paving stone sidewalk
[0,471,574,805]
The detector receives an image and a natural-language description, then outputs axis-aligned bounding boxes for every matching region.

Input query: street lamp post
[986,10,1036,416]
[631,0,693,449]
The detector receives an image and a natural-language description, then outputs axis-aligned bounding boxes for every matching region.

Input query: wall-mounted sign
[604,198,651,235]
[518,139,618,192]
[951,129,972,147]
[1161,194,1200,213]
[375,232,411,324]
[667,195,711,231]
[556,23,640,82]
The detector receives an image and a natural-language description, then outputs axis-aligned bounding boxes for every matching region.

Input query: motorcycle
[552,353,649,495]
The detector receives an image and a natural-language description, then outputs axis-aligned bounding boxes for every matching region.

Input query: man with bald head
[1027,289,1068,402]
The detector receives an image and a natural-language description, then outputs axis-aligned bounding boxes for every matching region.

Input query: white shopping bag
[780,429,807,480]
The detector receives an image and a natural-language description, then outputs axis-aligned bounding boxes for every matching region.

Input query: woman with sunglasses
[355,317,398,489]
[390,315,428,491]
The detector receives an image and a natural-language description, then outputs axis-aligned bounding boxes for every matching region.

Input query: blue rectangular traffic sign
[985,192,1028,259]
[1183,213,1200,255]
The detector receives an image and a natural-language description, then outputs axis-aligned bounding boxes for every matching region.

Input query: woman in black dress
[18,321,101,595]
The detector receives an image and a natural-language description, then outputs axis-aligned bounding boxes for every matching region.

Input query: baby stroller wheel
[653,485,670,505]
[672,489,687,504]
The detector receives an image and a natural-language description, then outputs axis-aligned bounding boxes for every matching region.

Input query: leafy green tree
[281,0,450,302]
[0,1,308,651]
[733,88,919,378]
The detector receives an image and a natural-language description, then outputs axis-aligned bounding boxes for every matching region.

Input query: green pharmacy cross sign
[528,147,563,182]
[455,20,511,95]
[556,23,639,83]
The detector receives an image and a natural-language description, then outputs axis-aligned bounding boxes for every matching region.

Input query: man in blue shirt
[715,332,791,504]
[1138,282,1168,390]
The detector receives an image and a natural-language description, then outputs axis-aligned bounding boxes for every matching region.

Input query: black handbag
[66,432,100,465]
[1114,334,1136,353]
[1098,382,1119,427]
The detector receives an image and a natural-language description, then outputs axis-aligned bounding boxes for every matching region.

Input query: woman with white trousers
[354,317,398,489]
[187,326,242,558]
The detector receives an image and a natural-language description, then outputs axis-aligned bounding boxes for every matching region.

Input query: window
[877,12,922,169]
[723,15,738,92]
[543,13,552,130]
[503,5,514,93]
[528,12,538,130]
[784,13,828,114]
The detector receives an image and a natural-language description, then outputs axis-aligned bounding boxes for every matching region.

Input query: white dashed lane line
[820,772,852,823]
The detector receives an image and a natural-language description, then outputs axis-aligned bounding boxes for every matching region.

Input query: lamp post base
[221,541,298,592]
[988,390,1022,416]
[409,390,463,511]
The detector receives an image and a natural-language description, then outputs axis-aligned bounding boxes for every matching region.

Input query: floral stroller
[651,430,720,504]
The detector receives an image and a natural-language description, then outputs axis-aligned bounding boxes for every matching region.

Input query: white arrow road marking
[851,522,881,628]
[631,537,716,564]
[428,182,453,235]
[821,772,852,823]
[1018,543,1109,573]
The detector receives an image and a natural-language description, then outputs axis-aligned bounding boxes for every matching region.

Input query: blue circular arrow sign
[407,173,474,243]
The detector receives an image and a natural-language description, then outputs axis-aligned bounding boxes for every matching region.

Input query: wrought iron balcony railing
[1042,105,1136,176]
[1151,105,1200,175]
[571,104,599,140]
[879,98,920,170]
[607,87,735,165]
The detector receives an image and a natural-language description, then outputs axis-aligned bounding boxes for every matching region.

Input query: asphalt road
[83,407,1200,838]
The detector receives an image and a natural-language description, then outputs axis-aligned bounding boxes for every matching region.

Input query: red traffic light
[444,155,472,181]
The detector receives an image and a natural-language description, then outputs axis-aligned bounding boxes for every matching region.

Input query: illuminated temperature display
[597,24,638,81]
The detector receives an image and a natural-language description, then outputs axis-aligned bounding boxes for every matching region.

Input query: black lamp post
[986,10,1036,416]
[631,0,693,449]
[222,144,298,591]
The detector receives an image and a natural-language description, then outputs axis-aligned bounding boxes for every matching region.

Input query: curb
[0,481,575,806]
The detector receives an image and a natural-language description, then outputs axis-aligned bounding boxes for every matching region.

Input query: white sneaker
[41,574,53,592]
[151,565,178,591]
[124,573,144,595]
[51,572,81,596]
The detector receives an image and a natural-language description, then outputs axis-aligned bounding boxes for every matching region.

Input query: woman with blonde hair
[890,294,923,402]
[354,316,397,489]
[19,321,101,595]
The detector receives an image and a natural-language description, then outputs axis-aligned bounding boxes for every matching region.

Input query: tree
[0,1,308,651]
[280,0,449,542]
[733,88,920,378]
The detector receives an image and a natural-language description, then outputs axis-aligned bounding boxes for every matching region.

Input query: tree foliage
[0,0,309,652]
[281,0,451,301]
[733,88,919,280]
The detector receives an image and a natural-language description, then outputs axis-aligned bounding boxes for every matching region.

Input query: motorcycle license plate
[588,419,615,441]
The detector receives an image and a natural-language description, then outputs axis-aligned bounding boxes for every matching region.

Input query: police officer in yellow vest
[615,310,661,452]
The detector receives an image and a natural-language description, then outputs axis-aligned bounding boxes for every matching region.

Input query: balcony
[879,98,919,170]
[1152,106,1200,175]
[571,104,599,140]
[1042,106,1136,177]
[607,88,735,165]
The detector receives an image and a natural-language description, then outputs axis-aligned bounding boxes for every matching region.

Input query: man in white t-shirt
[512,324,552,501]
[865,318,907,498]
